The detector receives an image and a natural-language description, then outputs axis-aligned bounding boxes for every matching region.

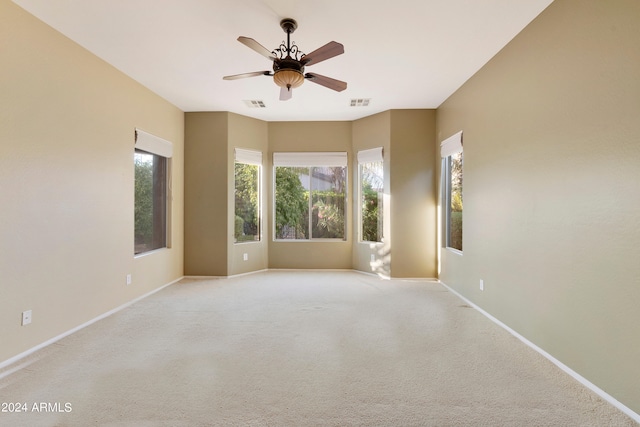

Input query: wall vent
[350,98,370,107]
[244,100,266,108]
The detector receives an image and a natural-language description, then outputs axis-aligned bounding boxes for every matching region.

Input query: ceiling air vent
[244,100,266,108]
[350,98,370,107]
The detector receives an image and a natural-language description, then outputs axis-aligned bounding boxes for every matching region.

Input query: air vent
[350,98,370,107]
[244,100,266,108]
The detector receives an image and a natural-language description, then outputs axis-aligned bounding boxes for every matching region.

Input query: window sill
[134,247,169,259]
[445,247,463,256]
[234,240,261,245]
[273,239,347,243]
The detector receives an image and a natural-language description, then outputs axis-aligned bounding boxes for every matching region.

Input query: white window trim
[235,148,262,166]
[357,147,383,164]
[135,128,173,158]
[440,131,463,158]
[273,152,347,167]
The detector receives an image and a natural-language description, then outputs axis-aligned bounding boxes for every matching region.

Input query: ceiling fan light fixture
[273,69,304,90]
[223,18,346,99]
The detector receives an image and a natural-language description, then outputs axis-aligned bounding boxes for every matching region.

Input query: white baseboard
[227,269,269,278]
[352,269,390,279]
[0,276,183,375]
[439,280,640,424]
[186,269,438,281]
[184,269,268,280]
[352,269,438,282]
[268,268,354,272]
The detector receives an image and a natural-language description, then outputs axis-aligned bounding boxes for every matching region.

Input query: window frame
[440,132,463,254]
[134,148,169,255]
[234,148,262,244]
[273,152,348,242]
[357,148,384,243]
[133,128,173,256]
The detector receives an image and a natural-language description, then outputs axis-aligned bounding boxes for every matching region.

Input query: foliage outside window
[275,166,346,240]
[360,161,383,242]
[445,151,463,251]
[234,162,260,242]
[134,149,167,254]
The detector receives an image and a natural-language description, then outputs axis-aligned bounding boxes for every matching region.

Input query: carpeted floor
[0,271,636,426]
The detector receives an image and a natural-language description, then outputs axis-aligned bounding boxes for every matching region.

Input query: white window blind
[440,131,463,158]
[135,128,173,158]
[357,147,383,164]
[235,148,263,165]
[273,152,348,167]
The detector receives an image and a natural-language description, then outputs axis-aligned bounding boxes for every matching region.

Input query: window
[274,152,347,240]
[441,131,463,252]
[358,148,383,242]
[234,148,262,243]
[134,129,172,255]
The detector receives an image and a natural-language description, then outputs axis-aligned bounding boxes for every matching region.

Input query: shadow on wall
[370,243,391,278]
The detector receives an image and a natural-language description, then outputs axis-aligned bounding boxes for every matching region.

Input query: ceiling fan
[223,18,347,101]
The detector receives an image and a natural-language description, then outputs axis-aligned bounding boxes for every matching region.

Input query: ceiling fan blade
[238,36,277,61]
[223,71,271,80]
[301,41,344,66]
[305,73,347,92]
[279,86,292,101]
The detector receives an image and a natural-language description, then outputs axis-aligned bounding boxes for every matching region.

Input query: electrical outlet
[22,310,32,326]
[479,279,484,291]
[243,253,248,261]
[126,274,132,285]
[370,254,375,262]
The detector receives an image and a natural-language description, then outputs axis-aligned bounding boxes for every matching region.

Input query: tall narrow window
[234,148,262,243]
[358,147,383,242]
[441,131,463,252]
[134,129,172,255]
[273,152,347,240]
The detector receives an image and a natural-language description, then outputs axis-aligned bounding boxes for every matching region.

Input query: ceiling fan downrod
[280,18,297,55]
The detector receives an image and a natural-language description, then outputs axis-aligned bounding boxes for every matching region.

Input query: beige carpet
[0,271,635,426]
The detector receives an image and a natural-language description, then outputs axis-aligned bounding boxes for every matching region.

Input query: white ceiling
[13,0,554,121]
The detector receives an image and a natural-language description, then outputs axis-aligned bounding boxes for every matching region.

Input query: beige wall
[184,113,269,277]
[352,112,391,275]
[187,114,438,275]
[389,110,437,278]
[351,110,438,279]
[268,122,353,269]
[228,113,269,276]
[437,0,640,414]
[0,2,184,363]
[184,112,229,276]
